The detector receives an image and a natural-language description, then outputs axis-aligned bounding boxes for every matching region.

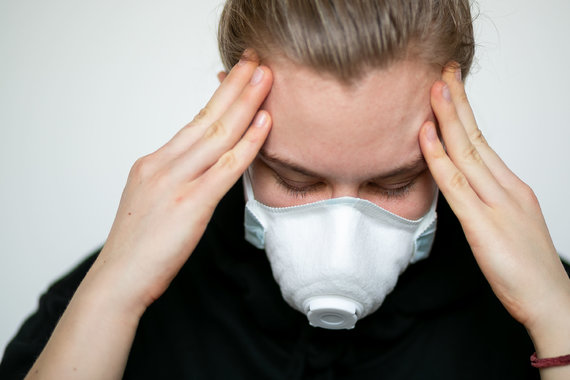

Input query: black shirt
[0,180,540,379]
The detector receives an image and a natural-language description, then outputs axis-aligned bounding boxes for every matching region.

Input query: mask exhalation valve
[306,296,360,330]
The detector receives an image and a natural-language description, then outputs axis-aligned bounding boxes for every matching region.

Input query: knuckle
[461,144,483,165]
[193,106,210,124]
[181,120,197,131]
[216,151,239,172]
[517,182,539,206]
[469,128,488,146]
[130,155,155,180]
[128,154,174,190]
[448,171,469,191]
[203,120,228,140]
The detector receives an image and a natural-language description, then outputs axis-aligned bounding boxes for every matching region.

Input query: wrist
[25,253,145,379]
[77,253,150,323]
[525,288,570,358]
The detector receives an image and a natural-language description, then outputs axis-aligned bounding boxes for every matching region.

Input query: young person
[1,1,569,379]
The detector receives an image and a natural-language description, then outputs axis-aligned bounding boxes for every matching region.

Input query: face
[250,59,440,220]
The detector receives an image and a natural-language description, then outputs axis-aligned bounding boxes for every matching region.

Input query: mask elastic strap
[242,167,255,202]
[410,189,439,263]
[418,188,439,234]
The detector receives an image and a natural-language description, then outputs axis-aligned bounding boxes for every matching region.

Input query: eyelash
[273,173,321,198]
[273,173,418,199]
[366,181,415,199]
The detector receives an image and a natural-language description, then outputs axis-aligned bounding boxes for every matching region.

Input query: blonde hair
[218,0,475,83]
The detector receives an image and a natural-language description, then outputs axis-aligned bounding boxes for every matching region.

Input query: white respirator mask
[243,169,437,330]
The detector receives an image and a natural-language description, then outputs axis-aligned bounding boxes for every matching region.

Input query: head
[218,0,475,219]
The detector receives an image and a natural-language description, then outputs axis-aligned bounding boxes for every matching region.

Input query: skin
[24,55,570,379]
[422,67,570,380]
[250,59,437,219]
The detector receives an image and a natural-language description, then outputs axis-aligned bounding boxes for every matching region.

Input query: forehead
[261,60,439,180]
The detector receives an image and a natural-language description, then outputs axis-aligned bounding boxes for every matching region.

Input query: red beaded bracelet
[531,352,570,368]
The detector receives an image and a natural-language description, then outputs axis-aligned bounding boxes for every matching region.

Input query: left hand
[418,64,570,358]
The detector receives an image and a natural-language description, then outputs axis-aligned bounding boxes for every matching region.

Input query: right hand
[90,58,273,314]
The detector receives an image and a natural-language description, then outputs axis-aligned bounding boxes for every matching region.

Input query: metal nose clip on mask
[243,170,438,330]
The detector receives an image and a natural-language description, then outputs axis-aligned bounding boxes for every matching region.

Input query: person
[1,0,569,379]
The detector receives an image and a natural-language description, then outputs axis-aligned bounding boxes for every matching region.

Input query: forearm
[25,258,145,380]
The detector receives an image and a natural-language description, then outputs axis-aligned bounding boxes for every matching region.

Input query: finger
[441,64,480,140]
[189,110,272,207]
[188,57,259,129]
[419,121,486,219]
[217,71,228,83]
[441,64,522,188]
[431,81,508,206]
[195,50,260,118]
[159,57,261,157]
[171,66,273,180]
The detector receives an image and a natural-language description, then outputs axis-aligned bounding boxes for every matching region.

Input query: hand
[91,57,273,314]
[418,65,570,358]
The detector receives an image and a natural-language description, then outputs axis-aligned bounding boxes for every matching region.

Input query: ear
[217,71,228,83]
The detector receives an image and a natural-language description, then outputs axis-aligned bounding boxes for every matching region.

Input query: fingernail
[456,68,462,82]
[250,67,264,85]
[238,58,247,66]
[442,84,451,102]
[253,112,267,127]
[425,123,438,142]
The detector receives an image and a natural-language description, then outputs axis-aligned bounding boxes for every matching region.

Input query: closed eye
[272,172,323,199]
[365,180,415,199]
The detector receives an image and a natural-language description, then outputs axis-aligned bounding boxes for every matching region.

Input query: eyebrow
[259,148,427,181]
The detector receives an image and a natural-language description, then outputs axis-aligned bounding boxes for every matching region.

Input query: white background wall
[1,0,569,362]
